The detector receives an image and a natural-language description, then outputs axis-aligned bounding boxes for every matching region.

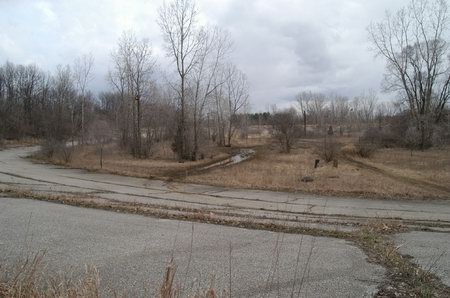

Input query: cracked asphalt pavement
[1,147,450,227]
[394,231,450,288]
[0,197,385,297]
[1,147,450,296]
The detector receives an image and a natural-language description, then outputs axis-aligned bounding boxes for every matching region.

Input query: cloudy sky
[0,0,409,111]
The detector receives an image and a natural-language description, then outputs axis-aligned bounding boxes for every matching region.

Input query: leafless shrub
[60,145,74,164]
[40,139,62,159]
[355,141,377,158]
[271,108,299,153]
[39,140,73,163]
[362,127,399,148]
[404,126,423,150]
[319,136,339,162]
[431,124,450,148]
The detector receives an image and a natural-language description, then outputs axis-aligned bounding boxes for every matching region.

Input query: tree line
[1,0,449,158]
[0,59,94,143]
[0,0,249,161]
[270,88,449,153]
[271,0,450,153]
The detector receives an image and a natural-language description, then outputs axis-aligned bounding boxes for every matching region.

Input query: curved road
[0,147,450,227]
[1,146,450,295]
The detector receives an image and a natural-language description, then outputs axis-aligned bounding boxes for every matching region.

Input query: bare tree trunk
[132,96,137,157]
[74,54,94,145]
[303,110,307,136]
[180,74,186,160]
[137,96,141,158]
[193,107,198,160]
[227,118,232,147]
[81,98,84,144]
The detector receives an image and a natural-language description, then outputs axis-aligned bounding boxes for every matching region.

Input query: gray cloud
[0,0,409,111]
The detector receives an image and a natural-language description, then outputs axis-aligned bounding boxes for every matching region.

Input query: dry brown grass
[184,141,450,199]
[159,261,220,298]
[0,252,223,298]
[0,138,40,150]
[357,222,450,297]
[231,132,272,148]
[31,133,450,199]
[361,147,450,187]
[0,252,100,298]
[38,141,230,179]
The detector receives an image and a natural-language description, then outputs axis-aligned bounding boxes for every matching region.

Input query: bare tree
[309,93,326,129]
[110,32,155,157]
[296,91,312,136]
[73,53,94,144]
[296,91,327,134]
[128,36,155,157]
[0,61,74,142]
[212,71,228,146]
[360,90,377,124]
[330,95,350,136]
[109,43,129,146]
[272,107,299,153]
[225,65,249,147]
[190,27,231,159]
[52,65,76,141]
[368,0,450,149]
[158,0,203,160]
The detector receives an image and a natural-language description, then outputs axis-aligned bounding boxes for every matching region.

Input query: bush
[404,126,423,149]
[271,108,299,153]
[431,124,450,148]
[40,139,73,163]
[355,141,377,158]
[319,136,339,162]
[40,139,60,158]
[361,127,399,148]
[60,144,74,163]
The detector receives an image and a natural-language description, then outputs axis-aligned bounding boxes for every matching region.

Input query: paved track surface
[0,147,450,226]
[0,198,384,297]
[394,232,450,287]
[3,147,450,296]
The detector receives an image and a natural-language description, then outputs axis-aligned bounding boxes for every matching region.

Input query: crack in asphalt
[2,174,450,224]
[1,170,345,210]
[2,148,450,229]
[59,174,172,194]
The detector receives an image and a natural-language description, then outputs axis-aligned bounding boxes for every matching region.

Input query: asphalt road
[0,197,384,297]
[394,232,450,287]
[0,147,450,225]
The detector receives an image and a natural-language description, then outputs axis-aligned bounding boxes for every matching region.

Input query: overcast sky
[0,0,409,111]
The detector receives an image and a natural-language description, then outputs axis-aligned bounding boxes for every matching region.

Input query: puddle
[201,149,255,171]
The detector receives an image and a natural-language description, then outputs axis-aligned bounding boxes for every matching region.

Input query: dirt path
[343,155,450,196]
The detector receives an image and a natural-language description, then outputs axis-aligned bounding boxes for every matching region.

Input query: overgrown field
[184,137,450,200]
[33,141,231,179]
[31,135,450,200]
